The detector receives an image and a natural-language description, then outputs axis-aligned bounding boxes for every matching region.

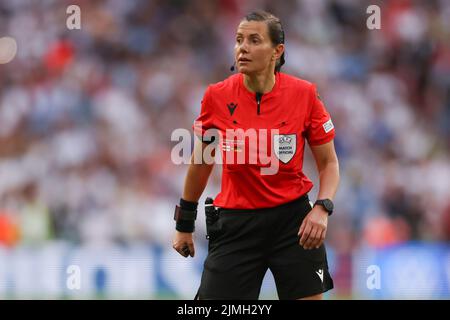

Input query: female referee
[172,10,339,300]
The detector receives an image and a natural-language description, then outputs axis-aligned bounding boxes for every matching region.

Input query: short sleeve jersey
[193,72,335,209]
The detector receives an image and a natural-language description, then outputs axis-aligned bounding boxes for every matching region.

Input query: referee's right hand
[172,231,195,258]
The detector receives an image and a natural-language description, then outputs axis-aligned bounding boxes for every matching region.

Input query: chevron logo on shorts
[316,269,324,283]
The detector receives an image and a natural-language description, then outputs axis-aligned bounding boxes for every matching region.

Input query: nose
[237,40,249,53]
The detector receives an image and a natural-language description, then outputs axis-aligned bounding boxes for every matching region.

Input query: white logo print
[316,269,324,283]
[323,119,334,133]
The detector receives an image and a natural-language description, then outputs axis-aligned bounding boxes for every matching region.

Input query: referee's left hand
[298,207,328,250]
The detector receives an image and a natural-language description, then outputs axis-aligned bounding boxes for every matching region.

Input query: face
[234,20,283,75]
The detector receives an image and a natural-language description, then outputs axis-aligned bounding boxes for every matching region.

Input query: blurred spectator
[0,210,20,247]
[18,182,53,244]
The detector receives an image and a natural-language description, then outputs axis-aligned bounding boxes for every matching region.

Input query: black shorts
[197,194,334,300]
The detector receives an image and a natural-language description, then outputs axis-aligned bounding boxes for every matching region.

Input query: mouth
[238,57,251,63]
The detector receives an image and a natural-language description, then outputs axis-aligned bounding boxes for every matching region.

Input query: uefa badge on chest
[274,134,296,164]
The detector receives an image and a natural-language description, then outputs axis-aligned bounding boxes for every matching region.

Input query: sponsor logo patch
[323,119,334,133]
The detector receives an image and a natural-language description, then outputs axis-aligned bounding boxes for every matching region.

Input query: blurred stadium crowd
[0,0,449,297]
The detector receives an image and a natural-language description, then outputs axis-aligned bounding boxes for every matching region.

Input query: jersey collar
[239,72,281,100]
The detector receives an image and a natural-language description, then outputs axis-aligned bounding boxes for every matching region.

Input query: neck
[243,69,276,94]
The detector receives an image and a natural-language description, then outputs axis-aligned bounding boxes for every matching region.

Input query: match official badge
[274,134,296,164]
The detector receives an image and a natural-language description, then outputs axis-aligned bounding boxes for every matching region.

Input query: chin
[238,66,253,75]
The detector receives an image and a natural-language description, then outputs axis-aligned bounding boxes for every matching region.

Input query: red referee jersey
[193,72,335,209]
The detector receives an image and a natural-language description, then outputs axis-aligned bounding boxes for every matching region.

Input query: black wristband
[179,198,198,211]
[175,198,198,233]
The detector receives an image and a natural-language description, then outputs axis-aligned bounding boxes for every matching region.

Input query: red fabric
[0,212,19,247]
[45,40,74,71]
[193,72,335,209]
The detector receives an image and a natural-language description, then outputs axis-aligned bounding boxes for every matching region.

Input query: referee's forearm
[316,160,340,200]
[182,159,214,202]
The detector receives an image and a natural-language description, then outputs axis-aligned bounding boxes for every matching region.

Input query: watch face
[323,199,334,212]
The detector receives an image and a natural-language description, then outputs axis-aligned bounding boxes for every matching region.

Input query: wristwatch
[314,199,334,216]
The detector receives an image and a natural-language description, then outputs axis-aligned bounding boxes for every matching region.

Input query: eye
[236,38,242,44]
[250,37,261,44]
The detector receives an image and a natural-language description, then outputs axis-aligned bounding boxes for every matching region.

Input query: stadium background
[0,0,449,299]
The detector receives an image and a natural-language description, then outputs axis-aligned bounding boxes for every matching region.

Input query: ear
[273,43,285,61]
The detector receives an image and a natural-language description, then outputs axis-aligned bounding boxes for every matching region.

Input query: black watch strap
[314,199,334,216]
